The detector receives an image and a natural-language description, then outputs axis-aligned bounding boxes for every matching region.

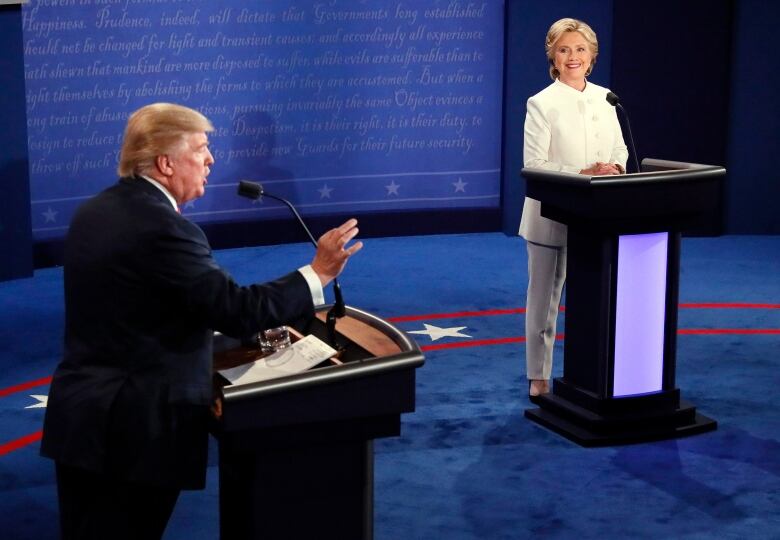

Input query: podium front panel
[613,232,668,396]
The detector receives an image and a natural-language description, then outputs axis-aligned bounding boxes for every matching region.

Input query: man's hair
[117,103,213,177]
[545,18,599,80]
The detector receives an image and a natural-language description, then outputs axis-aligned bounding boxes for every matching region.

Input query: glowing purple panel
[613,232,668,397]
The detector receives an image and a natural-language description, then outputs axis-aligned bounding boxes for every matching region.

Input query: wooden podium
[211,305,424,540]
[521,158,724,446]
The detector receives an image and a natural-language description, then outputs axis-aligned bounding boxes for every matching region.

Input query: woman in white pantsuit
[520,18,628,399]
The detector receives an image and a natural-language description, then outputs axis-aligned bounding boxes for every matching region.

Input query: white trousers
[525,241,567,380]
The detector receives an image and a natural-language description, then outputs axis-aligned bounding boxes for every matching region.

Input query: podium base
[525,392,717,447]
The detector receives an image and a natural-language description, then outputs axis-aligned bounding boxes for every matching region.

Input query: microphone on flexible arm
[237,180,346,351]
[606,91,641,174]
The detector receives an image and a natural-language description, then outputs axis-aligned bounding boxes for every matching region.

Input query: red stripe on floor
[421,336,527,351]
[419,327,780,351]
[388,308,526,323]
[0,431,42,457]
[0,376,52,398]
[389,302,778,323]
[678,328,780,335]
[680,303,780,309]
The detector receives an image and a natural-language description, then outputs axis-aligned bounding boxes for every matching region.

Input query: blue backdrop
[0,5,32,280]
[22,0,504,241]
[6,0,779,274]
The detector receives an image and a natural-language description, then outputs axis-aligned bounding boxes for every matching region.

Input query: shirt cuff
[298,265,325,307]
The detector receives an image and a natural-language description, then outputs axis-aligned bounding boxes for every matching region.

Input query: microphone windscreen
[237,180,263,200]
[606,92,620,106]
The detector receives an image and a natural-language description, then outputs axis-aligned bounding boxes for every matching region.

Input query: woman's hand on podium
[581,162,622,176]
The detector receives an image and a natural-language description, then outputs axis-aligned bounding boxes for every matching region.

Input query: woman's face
[553,31,593,89]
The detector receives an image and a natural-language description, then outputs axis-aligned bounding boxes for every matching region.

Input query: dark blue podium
[212,305,424,539]
[522,158,724,446]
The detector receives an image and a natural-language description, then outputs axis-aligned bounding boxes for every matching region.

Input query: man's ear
[155,154,173,176]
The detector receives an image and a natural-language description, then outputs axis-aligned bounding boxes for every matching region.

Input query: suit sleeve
[144,217,314,338]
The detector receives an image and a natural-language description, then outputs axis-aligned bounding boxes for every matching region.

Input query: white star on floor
[408,323,472,341]
[452,178,468,192]
[385,180,400,196]
[25,395,47,409]
[42,207,58,223]
[318,184,333,199]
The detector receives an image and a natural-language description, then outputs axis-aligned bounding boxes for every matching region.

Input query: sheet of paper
[218,334,337,386]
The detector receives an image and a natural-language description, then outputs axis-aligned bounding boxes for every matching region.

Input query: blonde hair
[118,103,213,177]
[545,18,599,80]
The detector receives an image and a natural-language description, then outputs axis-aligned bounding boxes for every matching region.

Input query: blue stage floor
[1,233,778,539]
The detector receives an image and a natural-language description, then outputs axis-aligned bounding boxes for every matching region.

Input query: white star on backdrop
[385,180,400,196]
[318,184,333,199]
[25,395,48,409]
[42,207,58,223]
[452,178,468,193]
[408,324,472,341]
[183,200,196,210]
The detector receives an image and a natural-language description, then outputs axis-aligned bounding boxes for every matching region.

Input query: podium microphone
[237,180,346,350]
[606,91,641,174]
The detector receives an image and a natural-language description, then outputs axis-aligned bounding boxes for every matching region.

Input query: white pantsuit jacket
[519,79,629,245]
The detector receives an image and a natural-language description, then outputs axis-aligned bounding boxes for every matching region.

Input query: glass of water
[260,326,291,352]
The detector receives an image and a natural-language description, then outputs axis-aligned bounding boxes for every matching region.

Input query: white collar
[139,175,178,211]
[554,78,591,95]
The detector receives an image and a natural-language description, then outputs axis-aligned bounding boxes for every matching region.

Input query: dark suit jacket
[41,177,313,489]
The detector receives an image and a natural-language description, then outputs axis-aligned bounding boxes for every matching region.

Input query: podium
[521,158,724,446]
[211,305,424,540]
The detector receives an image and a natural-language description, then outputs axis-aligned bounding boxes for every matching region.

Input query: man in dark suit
[40,103,363,539]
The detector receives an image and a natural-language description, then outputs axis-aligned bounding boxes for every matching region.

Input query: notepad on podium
[217,334,337,385]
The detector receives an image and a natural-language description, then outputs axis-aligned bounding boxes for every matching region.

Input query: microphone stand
[606,92,641,174]
[326,280,346,350]
[237,181,346,351]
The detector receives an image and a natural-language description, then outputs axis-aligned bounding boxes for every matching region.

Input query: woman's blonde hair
[545,18,599,80]
[118,103,213,177]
